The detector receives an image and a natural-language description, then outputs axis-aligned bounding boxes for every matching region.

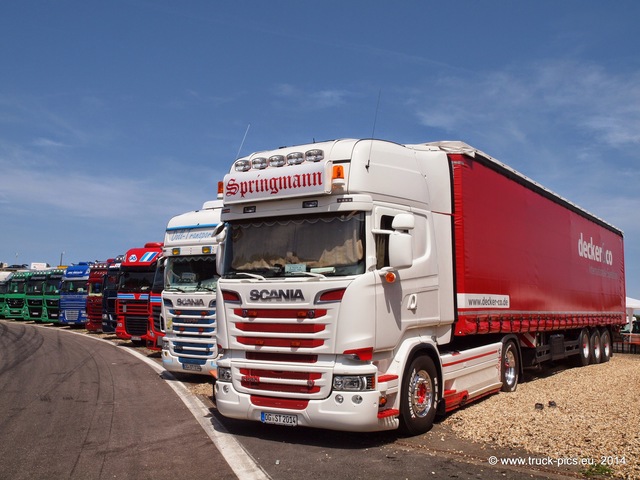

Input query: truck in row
[211,138,626,435]
[1,138,627,437]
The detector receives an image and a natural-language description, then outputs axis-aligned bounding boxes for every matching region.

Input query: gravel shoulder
[443,354,640,479]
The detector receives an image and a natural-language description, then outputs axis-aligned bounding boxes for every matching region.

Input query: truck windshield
[117,269,154,292]
[8,280,25,293]
[165,255,218,292]
[60,280,87,293]
[224,211,365,278]
[26,279,45,295]
[46,277,62,294]
[89,281,103,295]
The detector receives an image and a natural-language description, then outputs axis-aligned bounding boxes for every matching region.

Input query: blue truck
[59,262,92,327]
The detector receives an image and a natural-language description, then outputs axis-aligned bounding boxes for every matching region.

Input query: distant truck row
[0,199,224,376]
[0,138,629,436]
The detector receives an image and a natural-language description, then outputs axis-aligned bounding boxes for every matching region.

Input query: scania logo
[249,289,305,301]
[176,298,206,307]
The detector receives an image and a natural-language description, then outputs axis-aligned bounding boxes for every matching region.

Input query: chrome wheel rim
[409,370,433,418]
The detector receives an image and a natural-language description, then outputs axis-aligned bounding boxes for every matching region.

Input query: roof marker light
[332,165,346,189]
[287,152,305,165]
[235,159,251,172]
[305,149,324,162]
[269,155,286,167]
[252,157,268,169]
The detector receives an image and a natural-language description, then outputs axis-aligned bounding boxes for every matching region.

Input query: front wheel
[399,354,438,436]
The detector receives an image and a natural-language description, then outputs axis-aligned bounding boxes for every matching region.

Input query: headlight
[332,375,375,391]
[217,367,232,382]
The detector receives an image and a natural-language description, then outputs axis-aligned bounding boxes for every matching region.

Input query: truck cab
[59,263,92,326]
[86,262,110,332]
[25,270,48,321]
[161,199,223,375]
[101,256,123,333]
[5,270,30,320]
[0,271,14,318]
[116,243,163,346]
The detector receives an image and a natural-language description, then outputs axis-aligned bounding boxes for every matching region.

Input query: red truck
[115,243,164,348]
[86,261,110,332]
[214,139,626,434]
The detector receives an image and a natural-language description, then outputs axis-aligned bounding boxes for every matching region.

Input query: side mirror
[389,231,413,269]
[388,213,414,269]
[391,213,414,231]
[213,223,227,243]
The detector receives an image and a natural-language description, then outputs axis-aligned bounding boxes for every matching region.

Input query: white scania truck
[213,139,625,434]
[161,200,223,375]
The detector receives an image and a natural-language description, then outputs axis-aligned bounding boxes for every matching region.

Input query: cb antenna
[366,90,382,171]
[236,123,251,159]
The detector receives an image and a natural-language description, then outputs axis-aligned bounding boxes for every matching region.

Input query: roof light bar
[306,149,324,162]
[234,149,326,171]
[252,157,268,169]
[234,159,251,172]
[287,152,305,165]
[269,155,285,167]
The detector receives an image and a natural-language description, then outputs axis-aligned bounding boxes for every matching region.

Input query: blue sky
[1,1,639,298]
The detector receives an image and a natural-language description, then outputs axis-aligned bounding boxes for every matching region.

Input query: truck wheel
[399,354,438,436]
[600,328,612,363]
[574,328,591,367]
[500,340,519,392]
[590,329,602,364]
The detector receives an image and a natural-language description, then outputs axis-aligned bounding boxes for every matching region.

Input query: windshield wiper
[166,286,188,293]
[234,272,266,281]
[288,271,326,279]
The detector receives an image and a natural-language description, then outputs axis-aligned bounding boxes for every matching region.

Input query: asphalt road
[0,320,236,480]
[0,320,580,480]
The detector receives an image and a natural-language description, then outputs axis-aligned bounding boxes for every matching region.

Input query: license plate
[261,412,298,426]
[182,363,202,372]
[131,336,141,341]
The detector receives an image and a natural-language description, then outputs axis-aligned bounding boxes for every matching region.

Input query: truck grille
[125,316,148,336]
[233,352,330,398]
[231,308,328,350]
[87,298,102,318]
[8,299,24,308]
[168,306,217,362]
[174,341,216,363]
[227,306,336,399]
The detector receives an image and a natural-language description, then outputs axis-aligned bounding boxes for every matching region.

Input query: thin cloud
[32,138,68,148]
[274,84,351,109]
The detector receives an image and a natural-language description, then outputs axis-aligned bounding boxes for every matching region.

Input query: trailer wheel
[590,329,602,364]
[600,328,612,363]
[500,340,519,392]
[574,328,591,367]
[399,354,438,436]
